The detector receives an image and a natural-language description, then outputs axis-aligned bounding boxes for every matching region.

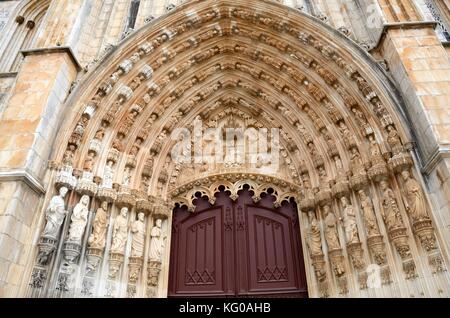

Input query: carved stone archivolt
[171,173,301,212]
[28,0,448,298]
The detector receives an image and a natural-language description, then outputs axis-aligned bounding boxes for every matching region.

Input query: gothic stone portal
[169,187,308,298]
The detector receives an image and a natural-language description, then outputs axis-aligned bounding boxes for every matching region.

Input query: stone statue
[67,195,90,243]
[94,122,108,141]
[83,151,95,172]
[88,201,109,249]
[380,180,404,231]
[112,134,125,152]
[110,207,128,253]
[42,187,69,238]
[334,156,347,178]
[401,170,429,222]
[102,160,114,188]
[323,205,341,250]
[307,212,323,256]
[62,145,76,166]
[368,134,381,157]
[140,175,150,193]
[386,125,403,155]
[318,166,330,189]
[131,212,146,258]
[129,138,142,157]
[341,196,359,244]
[123,166,132,186]
[358,190,380,237]
[149,219,165,262]
[350,147,366,176]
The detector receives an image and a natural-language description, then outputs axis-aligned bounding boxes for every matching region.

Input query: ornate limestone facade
[0,0,449,298]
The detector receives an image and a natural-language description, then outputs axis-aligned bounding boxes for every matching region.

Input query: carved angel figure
[358,190,380,237]
[341,196,359,244]
[131,213,146,258]
[380,180,405,231]
[110,207,128,253]
[67,195,90,243]
[88,201,109,249]
[323,205,341,250]
[149,219,165,262]
[401,170,429,222]
[42,187,68,238]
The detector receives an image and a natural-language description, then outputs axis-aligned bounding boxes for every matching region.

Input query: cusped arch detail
[171,172,302,212]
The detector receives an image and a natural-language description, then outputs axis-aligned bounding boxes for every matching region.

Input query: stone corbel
[116,191,136,209]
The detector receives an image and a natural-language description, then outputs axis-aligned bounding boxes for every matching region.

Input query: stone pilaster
[0,47,80,296]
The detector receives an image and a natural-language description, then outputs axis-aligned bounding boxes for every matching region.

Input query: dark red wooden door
[168,188,308,298]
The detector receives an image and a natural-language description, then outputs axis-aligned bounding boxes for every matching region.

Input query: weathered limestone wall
[0,1,19,35]
[0,52,78,179]
[0,50,78,296]
[0,180,42,297]
[0,74,16,117]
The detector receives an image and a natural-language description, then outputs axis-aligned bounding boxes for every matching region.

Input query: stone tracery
[26,0,449,298]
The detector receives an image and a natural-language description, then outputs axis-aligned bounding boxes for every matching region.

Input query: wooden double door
[168,188,308,298]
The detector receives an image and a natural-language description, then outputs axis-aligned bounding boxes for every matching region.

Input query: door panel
[245,206,300,295]
[169,205,228,296]
[169,188,308,298]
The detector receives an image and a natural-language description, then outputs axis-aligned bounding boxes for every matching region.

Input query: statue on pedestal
[42,187,69,238]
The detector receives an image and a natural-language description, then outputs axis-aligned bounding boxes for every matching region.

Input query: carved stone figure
[318,166,329,188]
[94,122,108,141]
[401,170,429,222]
[386,125,403,155]
[341,196,359,244]
[88,201,109,249]
[112,134,125,152]
[149,219,164,262]
[350,147,365,176]
[123,166,132,186]
[380,180,405,231]
[334,156,347,178]
[83,151,95,172]
[131,213,146,258]
[42,187,68,238]
[323,205,341,250]
[140,175,150,193]
[62,145,76,166]
[67,195,90,243]
[110,208,128,253]
[368,134,381,157]
[143,113,158,131]
[129,138,142,157]
[307,212,323,256]
[74,116,88,136]
[358,190,380,237]
[102,160,114,188]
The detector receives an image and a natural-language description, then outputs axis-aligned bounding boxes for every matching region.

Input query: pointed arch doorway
[168,186,308,298]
